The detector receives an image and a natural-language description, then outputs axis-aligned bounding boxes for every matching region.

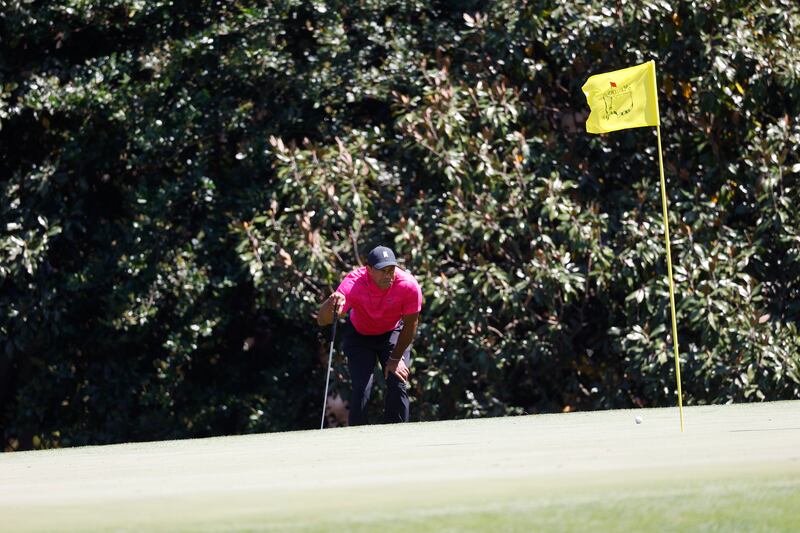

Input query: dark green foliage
[1,0,798,450]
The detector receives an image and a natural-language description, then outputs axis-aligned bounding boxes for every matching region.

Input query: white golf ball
[635,416,643,424]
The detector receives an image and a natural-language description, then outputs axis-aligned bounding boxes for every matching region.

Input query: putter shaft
[320,318,337,429]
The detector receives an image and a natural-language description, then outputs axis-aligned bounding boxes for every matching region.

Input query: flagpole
[656,124,685,432]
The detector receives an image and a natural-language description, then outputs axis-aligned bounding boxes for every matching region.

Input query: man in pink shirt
[317,246,422,425]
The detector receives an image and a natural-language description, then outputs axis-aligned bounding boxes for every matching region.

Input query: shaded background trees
[2,0,798,450]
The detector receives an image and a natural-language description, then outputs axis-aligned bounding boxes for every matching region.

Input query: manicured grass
[2,401,799,532]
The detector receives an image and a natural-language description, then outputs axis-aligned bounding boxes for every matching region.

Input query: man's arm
[384,312,419,382]
[317,291,346,326]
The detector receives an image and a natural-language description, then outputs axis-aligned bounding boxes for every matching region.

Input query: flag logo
[602,83,634,120]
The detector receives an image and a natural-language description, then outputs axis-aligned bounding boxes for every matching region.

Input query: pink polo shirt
[337,266,422,335]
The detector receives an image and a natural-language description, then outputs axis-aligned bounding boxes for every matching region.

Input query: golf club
[320,312,338,429]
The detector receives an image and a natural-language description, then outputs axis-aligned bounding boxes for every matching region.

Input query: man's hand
[384,357,409,383]
[317,291,346,326]
[329,291,345,317]
[382,312,418,383]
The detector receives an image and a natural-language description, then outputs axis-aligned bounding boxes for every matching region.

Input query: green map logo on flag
[602,82,634,120]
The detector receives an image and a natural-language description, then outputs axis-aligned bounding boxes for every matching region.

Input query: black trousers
[342,318,411,426]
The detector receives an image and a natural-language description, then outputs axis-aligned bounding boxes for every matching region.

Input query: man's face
[368,265,396,290]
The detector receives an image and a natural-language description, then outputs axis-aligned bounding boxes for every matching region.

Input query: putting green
[2,401,799,532]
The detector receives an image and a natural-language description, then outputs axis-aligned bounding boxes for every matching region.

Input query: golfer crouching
[317,246,422,425]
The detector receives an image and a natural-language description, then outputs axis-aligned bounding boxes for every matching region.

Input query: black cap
[367,246,398,269]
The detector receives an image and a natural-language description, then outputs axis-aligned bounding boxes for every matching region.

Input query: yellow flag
[582,60,660,134]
